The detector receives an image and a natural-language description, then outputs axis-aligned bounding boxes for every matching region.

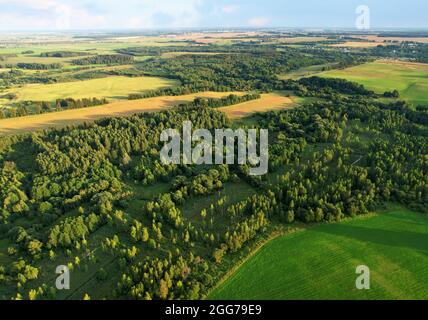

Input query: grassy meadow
[1,55,86,66]
[1,76,178,103]
[209,207,428,300]
[278,63,339,80]
[0,36,185,56]
[320,60,428,106]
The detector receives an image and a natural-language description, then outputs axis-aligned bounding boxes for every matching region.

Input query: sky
[0,0,427,31]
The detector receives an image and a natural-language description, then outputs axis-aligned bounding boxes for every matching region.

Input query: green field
[1,55,84,66]
[320,61,428,106]
[0,36,184,56]
[0,30,427,301]
[1,75,178,103]
[209,207,428,300]
[279,63,339,80]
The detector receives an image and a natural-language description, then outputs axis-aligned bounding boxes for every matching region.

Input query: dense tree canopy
[0,39,426,301]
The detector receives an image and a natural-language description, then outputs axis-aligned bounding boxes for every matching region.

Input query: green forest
[0,30,427,301]
[0,76,426,299]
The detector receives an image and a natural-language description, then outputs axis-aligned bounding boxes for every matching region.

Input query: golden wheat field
[330,41,387,48]
[0,92,243,134]
[355,35,428,44]
[0,92,298,134]
[218,92,296,119]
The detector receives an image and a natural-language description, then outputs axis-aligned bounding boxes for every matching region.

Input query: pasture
[0,37,180,56]
[1,55,82,66]
[209,207,428,300]
[278,63,339,80]
[161,52,226,58]
[274,37,329,44]
[0,75,178,103]
[320,60,428,106]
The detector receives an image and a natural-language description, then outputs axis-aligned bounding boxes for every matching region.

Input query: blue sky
[0,0,426,31]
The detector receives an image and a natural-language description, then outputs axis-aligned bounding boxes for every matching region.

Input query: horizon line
[1,27,428,34]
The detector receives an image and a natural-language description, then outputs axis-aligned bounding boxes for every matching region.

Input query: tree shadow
[313,224,428,255]
[381,212,428,227]
[5,139,38,173]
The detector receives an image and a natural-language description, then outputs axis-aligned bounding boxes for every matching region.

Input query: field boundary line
[205,225,306,299]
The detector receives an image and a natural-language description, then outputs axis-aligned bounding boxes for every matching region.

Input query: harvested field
[352,35,428,44]
[0,92,243,134]
[219,92,296,119]
[330,41,386,48]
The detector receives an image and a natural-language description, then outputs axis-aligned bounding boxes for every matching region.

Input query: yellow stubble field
[0,92,242,134]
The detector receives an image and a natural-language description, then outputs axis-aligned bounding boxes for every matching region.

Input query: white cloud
[127,17,144,29]
[248,17,270,27]
[0,0,58,10]
[221,5,238,14]
[0,13,51,29]
[0,0,106,30]
[126,0,203,29]
[0,0,204,30]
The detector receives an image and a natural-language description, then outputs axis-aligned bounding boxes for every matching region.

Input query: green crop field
[0,75,178,103]
[0,37,182,56]
[278,63,339,80]
[2,55,82,66]
[320,60,428,106]
[209,207,428,300]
